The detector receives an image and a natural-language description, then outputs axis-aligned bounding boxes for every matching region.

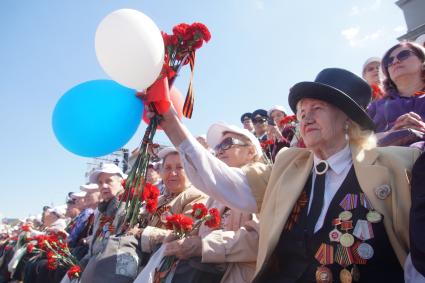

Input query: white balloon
[95,9,164,90]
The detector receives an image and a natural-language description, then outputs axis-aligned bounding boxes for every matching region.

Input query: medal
[340,268,353,283]
[315,266,333,283]
[339,211,352,221]
[357,243,374,260]
[329,228,342,242]
[340,220,354,247]
[335,244,354,270]
[340,233,354,247]
[353,220,374,241]
[314,243,334,283]
[366,211,382,223]
[351,264,360,281]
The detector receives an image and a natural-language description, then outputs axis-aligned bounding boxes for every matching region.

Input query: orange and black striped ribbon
[314,243,334,265]
[182,51,196,118]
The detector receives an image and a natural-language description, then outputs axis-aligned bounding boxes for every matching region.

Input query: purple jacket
[367,91,425,133]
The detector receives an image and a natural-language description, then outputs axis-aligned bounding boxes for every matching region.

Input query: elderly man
[79,164,126,270]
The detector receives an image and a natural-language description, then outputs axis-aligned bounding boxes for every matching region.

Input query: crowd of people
[1,39,425,283]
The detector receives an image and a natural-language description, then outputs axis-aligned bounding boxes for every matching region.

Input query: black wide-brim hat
[288,68,375,130]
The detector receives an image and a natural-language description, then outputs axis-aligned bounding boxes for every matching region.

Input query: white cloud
[341,27,383,48]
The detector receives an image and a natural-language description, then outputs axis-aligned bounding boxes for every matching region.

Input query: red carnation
[191,203,208,219]
[27,243,34,253]
[67,265,81,279]
[279,115,297,127]
[165,214,193,233]
[143,183,160,201]
[173,23,190,38]
[191,22,211,42]
[22,225,30,232]
[205,208,221,229]
[146,199,158,214]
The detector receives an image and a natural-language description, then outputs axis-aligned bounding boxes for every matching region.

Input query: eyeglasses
[214,137,248,152]
[383,49,416,68]
[253,117,267,124]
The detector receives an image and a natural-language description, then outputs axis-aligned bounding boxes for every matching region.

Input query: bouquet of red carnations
[153,203,220,283]
[26,232,81,280]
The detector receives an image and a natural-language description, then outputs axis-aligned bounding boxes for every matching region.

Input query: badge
[315,266,333,283]
[366,211,382,223]
[340,268,353,283]
[374,185,391,200]
[329,228,342,242]
[351,264,360,281]
[339,211,352,221]
[357,243,374,260]
[340,233,355,248]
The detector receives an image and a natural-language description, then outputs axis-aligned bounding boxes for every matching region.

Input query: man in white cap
[79,164,127,279]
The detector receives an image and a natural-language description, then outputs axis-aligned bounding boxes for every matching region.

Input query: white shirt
[310,144,352,232]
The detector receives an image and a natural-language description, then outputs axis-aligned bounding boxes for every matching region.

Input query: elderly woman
[161,122,263,283]
[149,68,421,282]
[367,41,425,148]
[80,149,206,283]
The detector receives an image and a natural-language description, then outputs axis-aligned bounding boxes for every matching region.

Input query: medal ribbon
[339,194,358,211]
[341,220,353,231]
[314,243,334,265]
[332,218,341,226]
[335,244,354,267]
[360,193,373,210]
[352,242,367,265]
[353,220,374,241]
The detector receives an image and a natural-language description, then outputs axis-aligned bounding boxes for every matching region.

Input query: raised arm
[155,107,258,213]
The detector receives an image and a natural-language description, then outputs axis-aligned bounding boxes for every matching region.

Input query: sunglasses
[253,117,267,124]
[383,49,416,68]
[214,137,248,152]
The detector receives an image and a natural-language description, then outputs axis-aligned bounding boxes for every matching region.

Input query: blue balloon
[52,80,143,157]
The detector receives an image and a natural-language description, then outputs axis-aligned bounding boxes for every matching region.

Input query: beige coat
[244,145,420,278]
[140,186,208,252]
[199,198,259,283]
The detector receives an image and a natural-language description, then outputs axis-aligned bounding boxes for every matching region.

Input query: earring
[344,123,349,141]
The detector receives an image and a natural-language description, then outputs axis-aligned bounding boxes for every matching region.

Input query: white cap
[416,34,425,46]
[157,147,179,160]
[89,163,127,183]
[362,57,381,73]
[267,105,288,117]
[80,183,99,192]
[207,122,263,157]
[70,191,87,198]
[47,205,67,218]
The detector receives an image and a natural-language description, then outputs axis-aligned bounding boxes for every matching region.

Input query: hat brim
[157,147,179,160]
[207,122,263,157]
[89,169,127,184]
[289,82,375,130]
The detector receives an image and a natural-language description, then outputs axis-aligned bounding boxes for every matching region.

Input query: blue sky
[0,0,406,219]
